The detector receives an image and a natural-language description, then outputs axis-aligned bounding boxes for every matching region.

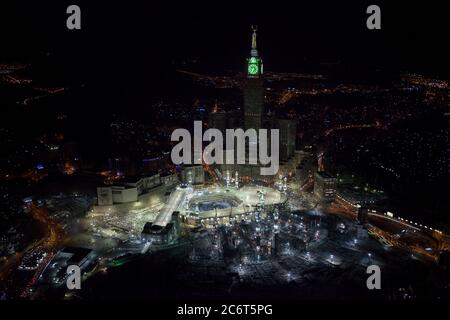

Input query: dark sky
[1,0,449,94]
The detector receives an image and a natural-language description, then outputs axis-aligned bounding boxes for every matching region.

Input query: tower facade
[208,106,227,134]
[244,26,264,131]
[276,118,297,161]
[215,26,277,180]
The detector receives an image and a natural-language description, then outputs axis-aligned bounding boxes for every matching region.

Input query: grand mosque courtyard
[29,182,441,300]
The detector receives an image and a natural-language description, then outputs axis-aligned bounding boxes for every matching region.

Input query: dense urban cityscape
[0,1,449,310]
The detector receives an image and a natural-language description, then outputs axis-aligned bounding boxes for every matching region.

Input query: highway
[0,204,65,297]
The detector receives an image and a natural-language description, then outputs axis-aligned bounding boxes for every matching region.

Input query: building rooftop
[61,247,92,264]
[142,222,174,235]
[316,171,335,179]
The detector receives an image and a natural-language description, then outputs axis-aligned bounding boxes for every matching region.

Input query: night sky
[2,1,449,69]
[1,1,449,109]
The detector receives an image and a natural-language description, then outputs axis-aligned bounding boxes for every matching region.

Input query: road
[0,203,65,297]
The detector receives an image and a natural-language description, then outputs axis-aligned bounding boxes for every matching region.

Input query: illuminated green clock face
[248,64,258,75]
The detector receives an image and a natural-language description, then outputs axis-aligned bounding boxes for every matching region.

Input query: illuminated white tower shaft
[225,170,231,188]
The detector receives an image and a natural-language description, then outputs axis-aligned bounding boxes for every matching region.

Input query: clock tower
[244,25,264,131]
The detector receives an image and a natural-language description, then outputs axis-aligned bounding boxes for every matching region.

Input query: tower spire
[251,25,258,50]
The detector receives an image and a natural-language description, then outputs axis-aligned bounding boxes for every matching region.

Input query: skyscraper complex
[209,26,297,180]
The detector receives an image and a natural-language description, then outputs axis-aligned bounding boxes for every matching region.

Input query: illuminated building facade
[181,164,205,185]
[244,25,264,131]
[314,171,337,202]
[276,118,297,161]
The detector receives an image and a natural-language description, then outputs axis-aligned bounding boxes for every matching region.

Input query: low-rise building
[314,171,337,202]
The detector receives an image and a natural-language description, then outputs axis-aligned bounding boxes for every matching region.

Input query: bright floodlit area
[74,184,287,248]
[184,185,288,219]
[26,177,445,301]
